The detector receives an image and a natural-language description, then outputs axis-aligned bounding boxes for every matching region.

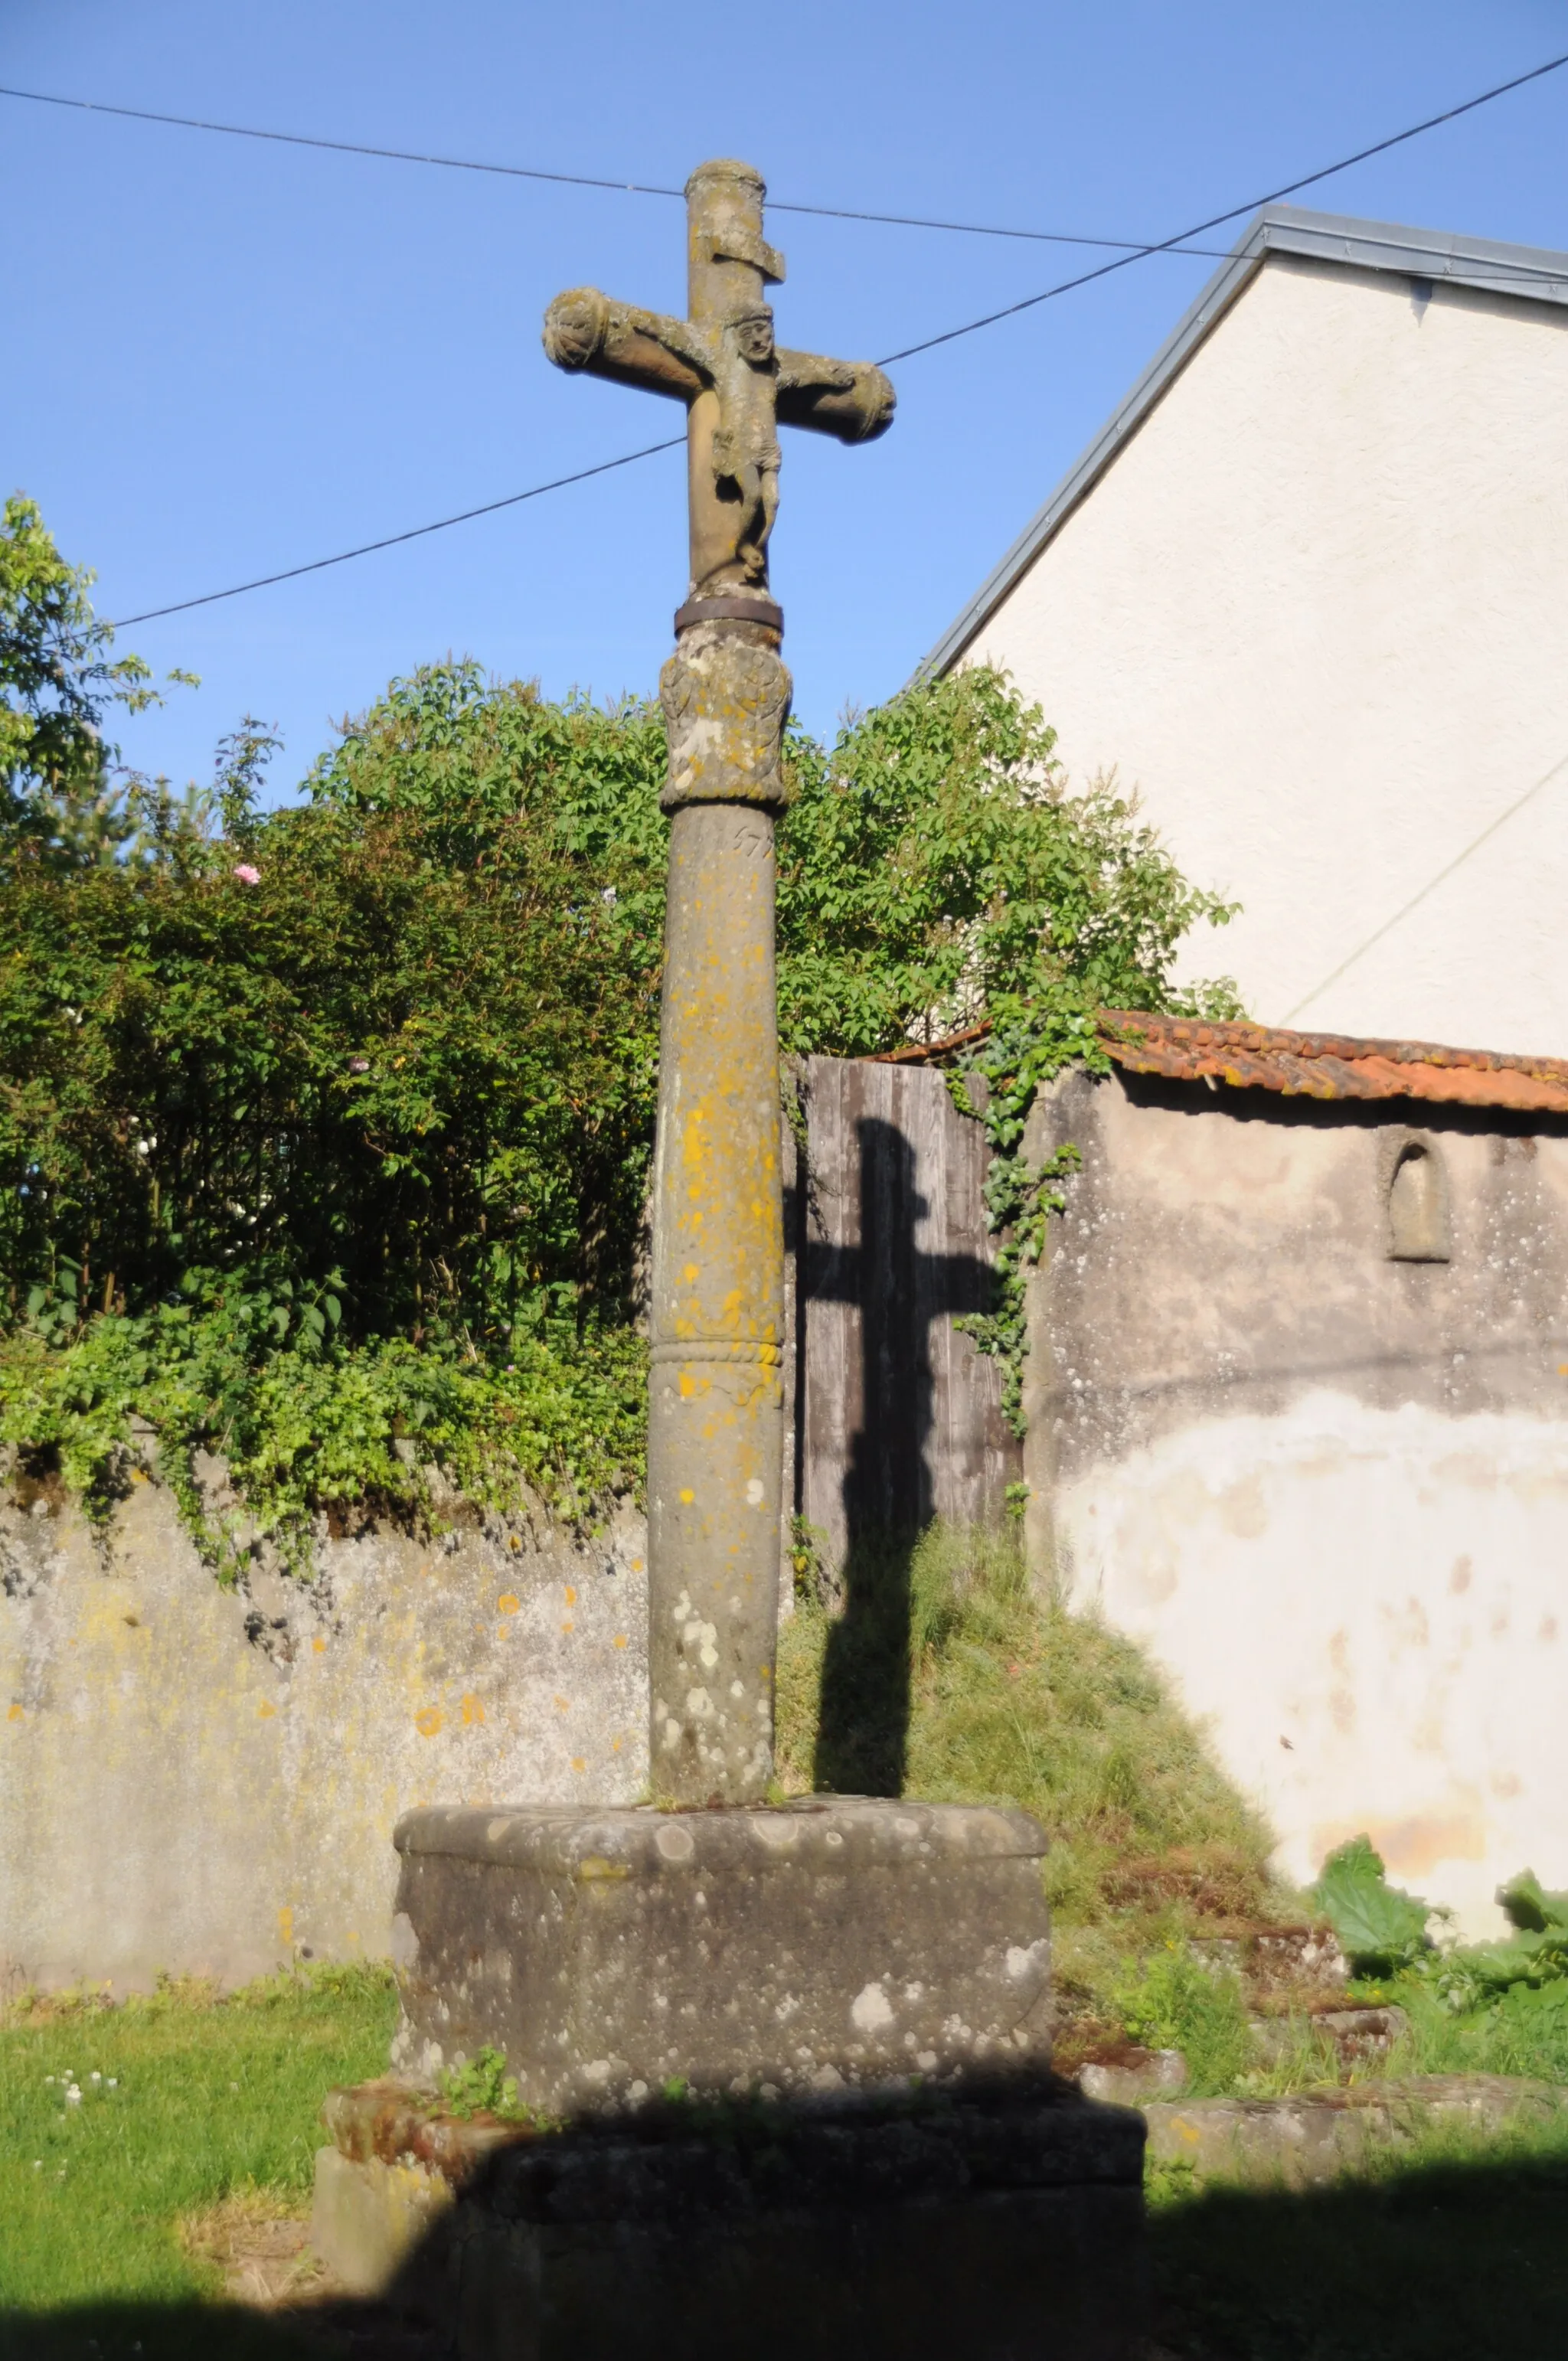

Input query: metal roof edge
[1258,203,1568,301]
[915,204,1568,684]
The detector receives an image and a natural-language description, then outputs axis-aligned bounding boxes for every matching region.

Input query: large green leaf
[1312,1836,1430,1969]
[1498,1870,1568,1934]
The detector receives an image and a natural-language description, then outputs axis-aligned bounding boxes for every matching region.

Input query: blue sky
[5,0,1567,795]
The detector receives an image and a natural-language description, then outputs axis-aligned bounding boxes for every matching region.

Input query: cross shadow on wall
[803,1115,996,1796]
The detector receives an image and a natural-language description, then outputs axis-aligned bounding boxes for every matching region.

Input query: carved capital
[659,637,793,811]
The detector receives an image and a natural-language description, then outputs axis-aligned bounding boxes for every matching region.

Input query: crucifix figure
[544,158,894,1804]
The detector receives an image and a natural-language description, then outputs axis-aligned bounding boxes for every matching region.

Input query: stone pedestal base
[312,2079,1147,2360]
[390,1798,1054,2112]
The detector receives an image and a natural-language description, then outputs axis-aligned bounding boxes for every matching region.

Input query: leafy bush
[1501,1870,1568,1934]
[1312,1841,1568,2026]
[776,668,1234,1057]
[1,491,196,871]
[0,501,1242,1565]
[1432,1873,1568,2013]
[0,671,668,1341]
[440,2045,522,2121]
[775,669,1243,1430]
[0,1278,645,1575]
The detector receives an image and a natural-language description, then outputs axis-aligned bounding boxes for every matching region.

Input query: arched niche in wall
[1381,1132,1452,1262]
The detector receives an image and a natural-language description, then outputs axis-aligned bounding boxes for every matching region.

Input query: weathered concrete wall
[793,1055,1018,1569]
[1024,1069,1568,1935]
[1,1474,648,1993]
[961,253,1568,1049]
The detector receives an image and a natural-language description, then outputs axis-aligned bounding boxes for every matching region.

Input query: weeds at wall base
[2,1959,397,2030]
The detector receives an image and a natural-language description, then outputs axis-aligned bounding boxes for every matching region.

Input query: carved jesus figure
[544,159,893,599]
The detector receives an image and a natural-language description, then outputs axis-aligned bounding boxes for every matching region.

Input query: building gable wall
[963,256,1568,1050]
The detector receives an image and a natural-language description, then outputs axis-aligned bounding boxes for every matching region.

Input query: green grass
[0,1964,394,2340]
[1376,1974,1568,2084]
[776,1520,1289,2071]
[4,1965,1566,2361]
[778,1519,1279,2016]
[776,1522,1568,2103]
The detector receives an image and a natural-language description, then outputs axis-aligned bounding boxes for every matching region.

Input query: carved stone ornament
[658,637,793,811]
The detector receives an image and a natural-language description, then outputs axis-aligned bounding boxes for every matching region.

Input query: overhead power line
[0,80,1237,257]
[106,438,684,629]
[90,48,1568,630]
[1283,749,1568,1023]
[879,44,1568,361]
[0,84,688,198]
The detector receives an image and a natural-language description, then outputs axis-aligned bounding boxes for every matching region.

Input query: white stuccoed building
[925,207,1568,1053]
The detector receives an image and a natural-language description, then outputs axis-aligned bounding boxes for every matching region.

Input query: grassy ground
[776,1520,1273,1914]
[776,1519,1284,2059]
[773,1524,1568,2356]
[0,1965,394,2354]
[777,1521,1568,2101]
[3,1974,1567,2361]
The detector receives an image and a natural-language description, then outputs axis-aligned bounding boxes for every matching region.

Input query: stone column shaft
[648,586,792,1804]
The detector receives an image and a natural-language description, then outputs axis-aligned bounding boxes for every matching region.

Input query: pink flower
[350,1059,369,1073]
[232,863,261,886]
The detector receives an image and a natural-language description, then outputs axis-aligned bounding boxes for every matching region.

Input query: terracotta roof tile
[1098,1013,1568,1115]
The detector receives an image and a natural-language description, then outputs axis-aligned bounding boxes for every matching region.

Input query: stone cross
[544,158,894,1804]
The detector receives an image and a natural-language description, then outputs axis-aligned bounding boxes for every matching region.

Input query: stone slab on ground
[1247,2004,1408,2069]
[390,1797,1054,2111]
[1144,2073,1568,2185]
[312,2078,1148,2360]
[1080,2048,1187,2105]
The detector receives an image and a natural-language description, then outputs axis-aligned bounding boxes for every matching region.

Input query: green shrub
[0,501,1242,1566]
[1113,1945,1252,2093]
[0,1284,645,1575]
[1312,1836,1433,1976]
[440,2045,521,2121]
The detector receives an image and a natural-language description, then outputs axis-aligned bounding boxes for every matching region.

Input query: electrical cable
[0,84,687,198]
[1282,749,1568,1023]
[877,44,1568,361]
[105,437,684,629]
[86,48,1568,629]
[0,80,1246,257]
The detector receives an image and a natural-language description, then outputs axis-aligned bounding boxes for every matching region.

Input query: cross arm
[776,348,896,445]
[543,288,713,404]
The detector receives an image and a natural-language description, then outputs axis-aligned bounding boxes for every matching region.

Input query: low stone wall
[1,1474,648,1992]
